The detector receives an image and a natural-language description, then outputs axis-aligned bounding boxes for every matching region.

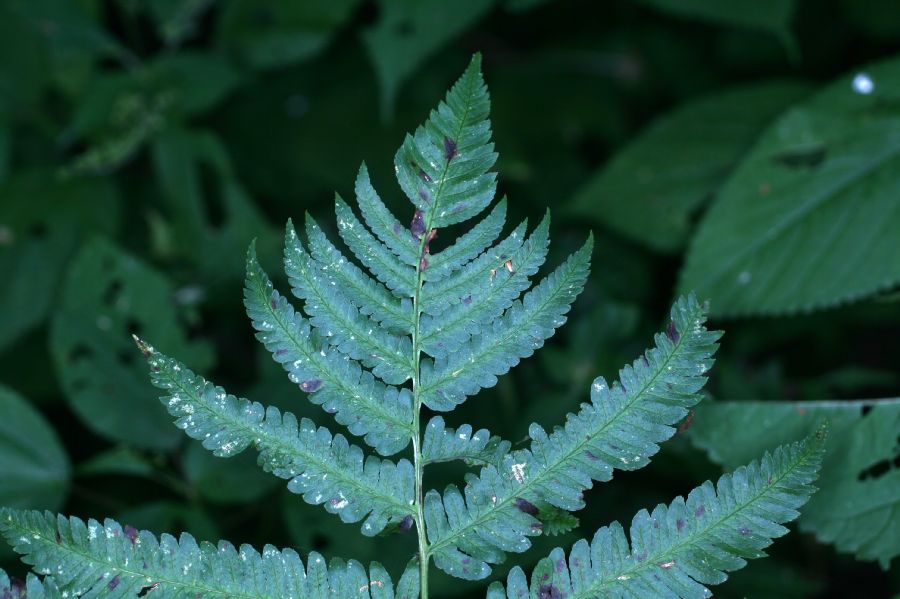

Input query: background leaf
[680,56,900,316]
[0,385,69,510]
[50,238,213,449]
[570,81,810,252]
[690,398,900,567]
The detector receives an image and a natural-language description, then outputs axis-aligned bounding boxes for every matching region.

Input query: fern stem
[410,78,477,598]
[412,270,430,599]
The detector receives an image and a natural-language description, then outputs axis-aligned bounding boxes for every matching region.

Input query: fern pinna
[0,55,824,598]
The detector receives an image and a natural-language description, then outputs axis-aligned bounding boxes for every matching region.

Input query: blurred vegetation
[1,0,900,596]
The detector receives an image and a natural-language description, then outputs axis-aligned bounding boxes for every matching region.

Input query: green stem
[412,235,430,599]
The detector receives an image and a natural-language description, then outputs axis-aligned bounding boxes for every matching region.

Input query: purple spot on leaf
[108,576,121,591]
[443,137,458,161]
[419,169,432,183]
[538,584,562,599]
[418,189,431,204]
[666,320,679,343]
[462,295,472,305]
[271,298,278,310]
[739,526,751,535]
[514,498,539,516]
[410,209,426,238]
[399,515,414,532]
[300,379,323,393]
[275,348,288,357]
[124,525,139,544]
[694,505,706,518]
[393,223,404,235]
[676,518,685,531]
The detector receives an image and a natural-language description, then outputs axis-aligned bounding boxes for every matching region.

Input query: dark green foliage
[1,1,899,597]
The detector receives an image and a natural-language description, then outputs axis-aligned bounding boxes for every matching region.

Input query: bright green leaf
[569,81,810,252]
[680,55,900,315]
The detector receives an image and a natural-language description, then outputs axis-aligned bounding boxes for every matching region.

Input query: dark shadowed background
[1,0,899,596]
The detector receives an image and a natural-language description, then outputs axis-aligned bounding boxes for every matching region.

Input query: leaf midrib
[162,363,414,517]
[581,439,819,597]
[4,517,267,599]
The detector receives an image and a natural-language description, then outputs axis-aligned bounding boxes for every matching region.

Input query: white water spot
[737,271,752,285]
[852,73,874,95]
[511,463,526,484]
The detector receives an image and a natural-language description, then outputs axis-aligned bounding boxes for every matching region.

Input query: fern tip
[132,334,153,357]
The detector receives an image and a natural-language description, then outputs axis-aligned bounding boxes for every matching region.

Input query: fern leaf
[424,198,507,282]
[422,416,512,468]
[355,163,421,267]
[0,569,62,598]
[420,218,529,316]
[284,220,414,384]
[487,431,825,598]
[244,247,415,455]
[419,213,550,359]
[335,196,417,297]
[136,339,415,535]
[0,509,420,598]
[304,215,413,333]
[394,54,497,228]
[420,235,593,411]
[424,295,720,579]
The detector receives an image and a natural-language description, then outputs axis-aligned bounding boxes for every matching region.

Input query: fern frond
[420,235,593,412]
[304,215,413,333]
[420,218,529,316]
[394,53,497,228]
[487,431,825,598]
[419,213,550,359]
[355,163,421,267]
[0,569,61,598]
[422,416,512,468]
[424,295,720,579]
[244,247,415,455]
[335,196,418,297]
[1,509,420,598]
[284,220,414,384]
[136,340,415,535]
[424,198,507,282]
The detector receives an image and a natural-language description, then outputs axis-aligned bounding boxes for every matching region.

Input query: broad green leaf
[50,238,213,449]
[0,509,420,598]
[361,0,495,117]
[63,54,240,175]
[150,127,278,279]
[217,0,361,69]
[488,431,824,597]
[569,81,810,252]
[690,398,900,567]
[679,56,900,315]
[0,172,119,352]
[0,386,69,510]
